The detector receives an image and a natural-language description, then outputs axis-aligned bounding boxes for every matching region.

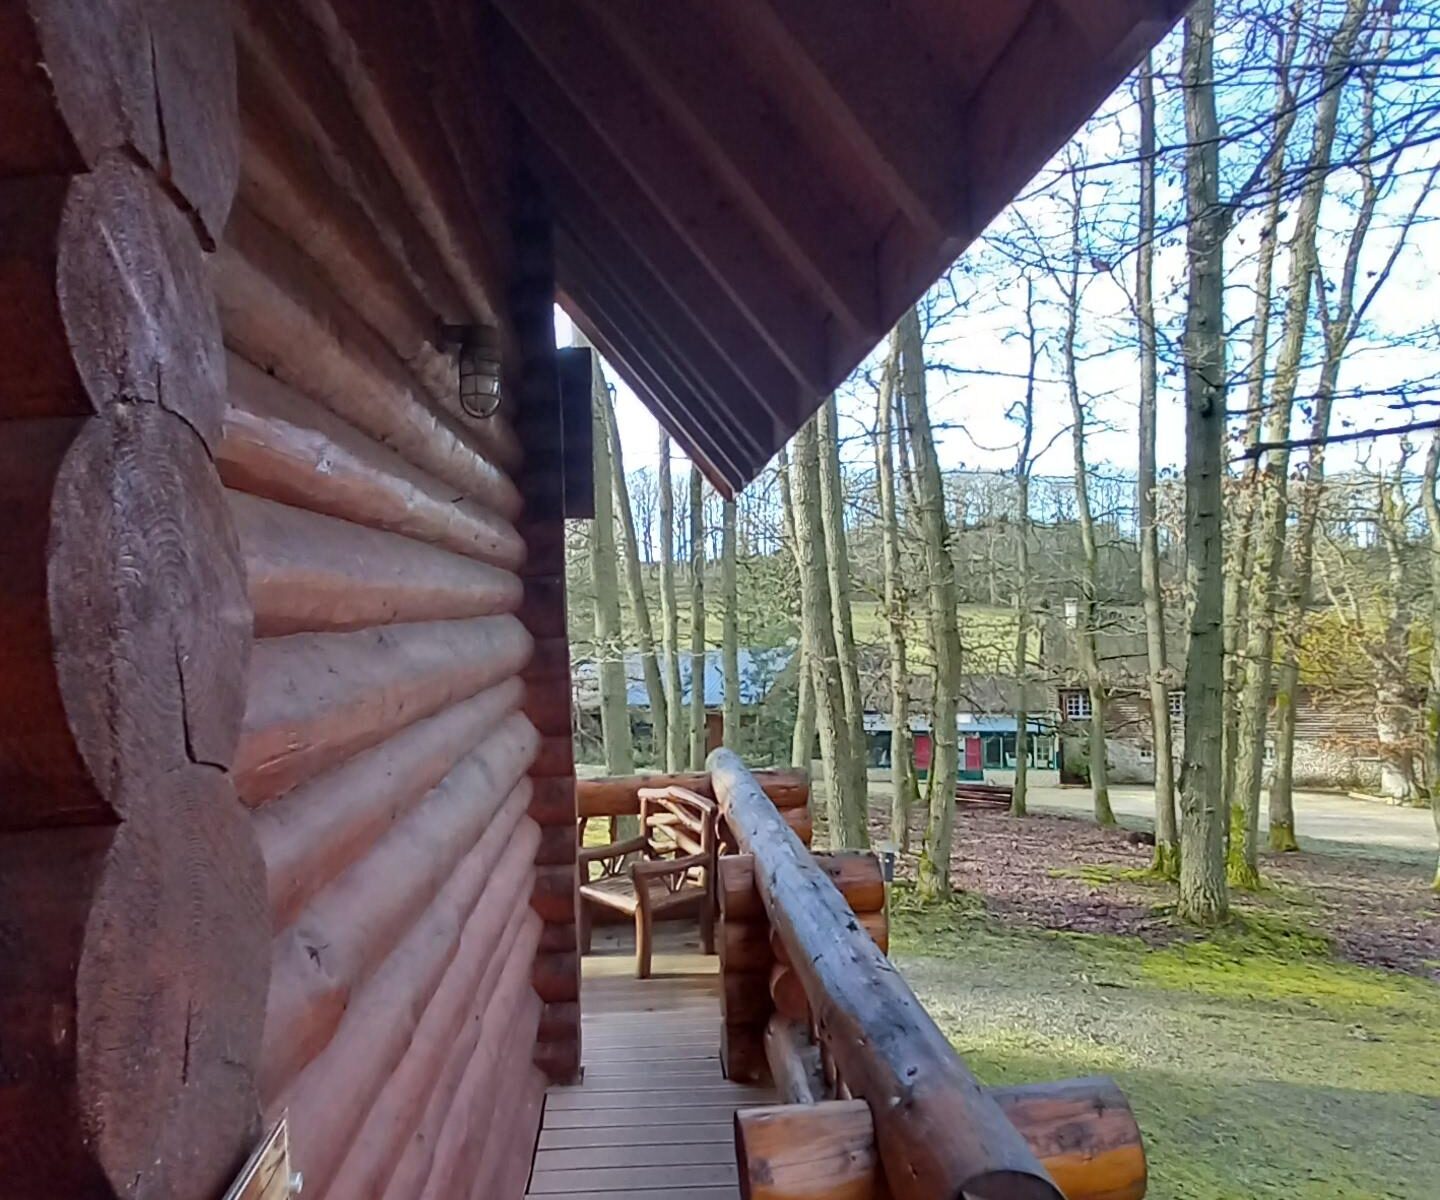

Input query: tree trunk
[1061,176,1115,828]
[1012,279,1038,820]
[1137,55,1177,873]
[1177,0,1229,926]
[817,394,870,820]
[658,431,685,771]
[1424,432,1440,891]
[899,306,963,898]
[778,445,817,772]
[689,463,707,770]
[791,419,868,848]
[588,353,633,779]
[1222,0,1303,831]
[1231,0,1367,888]
[877,337,918,846]
[602,370,666,767]
[721,496,741,750]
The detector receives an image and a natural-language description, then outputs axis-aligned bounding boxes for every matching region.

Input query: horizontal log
[221,355,525,569]
[256,680,523,927]
[533,1038,581,1086]
[711,748,1061,1199]
[735,1078,1146,1200]
[532,951,580,1004]
[274,812,540,1191]
[230,490,522,636]
[772,911,888,964]
[765,1016,826,1105]
[236,64,458,403]
[537,1002,580,1044]
[769,962,810,1023]
[576,768,809,818]
[321,894,535,1200]
[721,853,884,922]
[365,903,536,1200]
[736,1100,878,1200]
[784,805,814,847]
[523,686,574,738]
[260,728,536,1096]
[216,202,521,517]
[470,1056,549,1198]
[988,1078,1147,1200]
[532,734,575,779]
[235,615,533,806]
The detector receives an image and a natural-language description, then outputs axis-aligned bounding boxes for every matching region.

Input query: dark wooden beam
[522,121,805,434]
[582,0,882,340]
[492,0,832,395]
[711,0,970,244]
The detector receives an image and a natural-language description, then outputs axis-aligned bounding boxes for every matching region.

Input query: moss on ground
[890,885,1440,1199]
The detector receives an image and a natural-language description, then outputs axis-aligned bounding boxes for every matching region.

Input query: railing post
[709,747,1067,1200]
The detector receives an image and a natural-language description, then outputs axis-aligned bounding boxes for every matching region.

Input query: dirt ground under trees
[854,799,1440,1199]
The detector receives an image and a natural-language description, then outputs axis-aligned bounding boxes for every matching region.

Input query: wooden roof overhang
[491,0,1189,494]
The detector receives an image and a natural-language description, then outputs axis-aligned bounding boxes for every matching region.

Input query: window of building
[1062,690,1092,720]
[1137,742,1155,762]
[1168,690,1184,720]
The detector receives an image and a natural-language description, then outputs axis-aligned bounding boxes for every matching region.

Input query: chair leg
[700,897,716,957]
[579,902,593,955]
[635,909,653,979]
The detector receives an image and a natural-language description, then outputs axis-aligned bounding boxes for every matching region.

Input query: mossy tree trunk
[817,394,870,825]
[899,306,963,898]
[877,335,918,845]
[658,431,686,771]
[1231,0,1367,889]
[601,364,666,769]
[688,463,707,770]
[1426,432,1440,892]
[721,496,741,751]
[1137,55,1177,873]
[791,418,868,848]
[587,352,634,783]
[1177,0,1230,926]
[1012,278,1038,820]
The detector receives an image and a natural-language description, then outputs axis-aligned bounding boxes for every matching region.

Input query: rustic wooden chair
[578,786,718,978]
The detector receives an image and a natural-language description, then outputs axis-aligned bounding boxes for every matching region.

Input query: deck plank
[523,927,770,1199]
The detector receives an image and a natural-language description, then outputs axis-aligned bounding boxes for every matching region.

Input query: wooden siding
[213,6,558,1197]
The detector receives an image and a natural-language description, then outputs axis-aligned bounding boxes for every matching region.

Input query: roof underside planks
[492,0,1190,495]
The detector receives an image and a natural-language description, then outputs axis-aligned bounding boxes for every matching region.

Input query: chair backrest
[637,786,717,885]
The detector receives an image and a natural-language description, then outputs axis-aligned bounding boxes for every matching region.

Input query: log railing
[709,748,1147,1200]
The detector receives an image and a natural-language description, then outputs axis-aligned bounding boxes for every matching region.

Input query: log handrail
[708,748,1064,1200]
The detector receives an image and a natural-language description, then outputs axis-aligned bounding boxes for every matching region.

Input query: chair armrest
[579,835,649,866]
[631,852,708,880]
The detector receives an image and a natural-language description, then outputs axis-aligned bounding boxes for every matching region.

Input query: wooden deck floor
[524,925,771,1199]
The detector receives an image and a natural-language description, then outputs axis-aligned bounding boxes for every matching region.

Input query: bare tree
[658,431,686,771]
[602,373,666,766]
[1178,0,1230,925]
[689,463,707,769]
[1136,53,1179,873]
[791,418,868,848]
[876,336,918,844]
[1231,0,1369,888]
[1012,279,1039,820]
[1423,431,1440,892]
[900,306,963,898]
[721,496,741,750]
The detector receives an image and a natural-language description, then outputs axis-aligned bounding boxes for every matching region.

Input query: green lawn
[891,892,1440,1199]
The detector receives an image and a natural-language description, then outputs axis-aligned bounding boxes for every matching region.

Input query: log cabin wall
[1,1,572,1197]
[216,5,569,1198]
